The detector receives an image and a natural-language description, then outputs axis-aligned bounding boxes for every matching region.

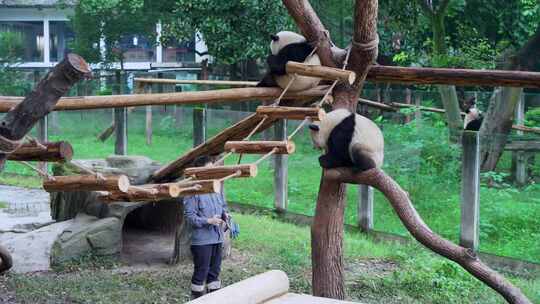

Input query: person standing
[183,155,229,299]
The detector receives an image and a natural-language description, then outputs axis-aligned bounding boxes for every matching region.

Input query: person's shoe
[191,283,205,299]
[207,280,221,293]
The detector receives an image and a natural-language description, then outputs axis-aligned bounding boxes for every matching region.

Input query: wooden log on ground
[256,106,326,121]
[0,54,90,170]
[224,141,295,154]
[0,86,329,113]
[43,174,130,193]
[184,164,257,180]
[7,141,73,162]
[286,61,356,84]
[134,78,257,87]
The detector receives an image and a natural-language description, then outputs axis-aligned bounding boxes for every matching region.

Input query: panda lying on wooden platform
[257,31,322,91]
[309,109,384,172]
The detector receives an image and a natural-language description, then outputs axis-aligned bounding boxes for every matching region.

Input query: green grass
[2,213,539,304]
[0,201,7,209]
[1,109,539,263]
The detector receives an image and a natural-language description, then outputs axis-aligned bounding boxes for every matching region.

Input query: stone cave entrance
[121,200,181,266]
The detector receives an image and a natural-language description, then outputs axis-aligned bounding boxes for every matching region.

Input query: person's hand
[207,215,223,226]
[222,212,229,221]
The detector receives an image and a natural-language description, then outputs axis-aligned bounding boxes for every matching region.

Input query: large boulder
[50,214,122,265]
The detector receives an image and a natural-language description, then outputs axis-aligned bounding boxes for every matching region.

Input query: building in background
[0,0,203,72]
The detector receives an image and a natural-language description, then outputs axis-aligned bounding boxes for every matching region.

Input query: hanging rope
[68,161,106,181]
[20,161,55,181]
[24,135,47,150]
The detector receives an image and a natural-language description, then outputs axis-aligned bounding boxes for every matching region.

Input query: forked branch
[325,168,532,304]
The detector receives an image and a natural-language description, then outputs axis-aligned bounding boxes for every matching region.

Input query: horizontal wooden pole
[225,140,295,154]
[176,179,222,195]
[184,164,257,180]
[98,183,180,203]
[367,65,540,88]
[0,86,328,113]
[7,141,73,162]
[256,106,325,121]
[134,78,257,87]
[504,141,540,151]
[286,61,356,84]
[43,174,130,193]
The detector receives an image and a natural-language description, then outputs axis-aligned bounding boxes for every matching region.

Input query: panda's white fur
[310,109,384,170]
[271,31,322,92]
[464,107,481,129]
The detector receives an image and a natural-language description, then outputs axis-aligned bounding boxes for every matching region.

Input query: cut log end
[67,53,92,74]
[117,175,130,193]
[59,141,74,162]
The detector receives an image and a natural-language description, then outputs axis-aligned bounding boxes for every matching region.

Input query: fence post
[514,94,527,186]
[193,107,207,147]
[37,116,48,173]
[415,92,422,124]
[460,131,480,251]
[358,185,374,232]
[114,107,128,155]
[404,88,412,123]
[274,119,288,212]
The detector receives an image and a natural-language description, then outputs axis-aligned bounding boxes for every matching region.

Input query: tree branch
[281,0,338,68]
[349,0,379,89]
[324,168,533,304]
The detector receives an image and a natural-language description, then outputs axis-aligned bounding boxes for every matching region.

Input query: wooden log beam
[367,65,540,88]
[7,141,73,162]
[225,141,295,155]
[43,175,130,193]
[0,54,90,171]
[176,179,222,195]
[98,183,181,203]
[286,62,356,84]
[504,141,540,151]
[134,78,257,87]
[256,106,326,121]
[0,86,328,113]
[184,164,257,180]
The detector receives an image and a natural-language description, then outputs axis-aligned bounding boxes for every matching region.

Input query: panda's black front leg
[319,154,348,169]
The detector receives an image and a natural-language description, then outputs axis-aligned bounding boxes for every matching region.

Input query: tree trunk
[480,87,523,171]
[311,176,346,298]
[480,25,540,171]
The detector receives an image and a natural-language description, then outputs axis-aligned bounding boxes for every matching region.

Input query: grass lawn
[0,108,539,263]
[1,213,538,304]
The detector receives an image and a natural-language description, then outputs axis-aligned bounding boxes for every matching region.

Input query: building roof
[0,0,76,7]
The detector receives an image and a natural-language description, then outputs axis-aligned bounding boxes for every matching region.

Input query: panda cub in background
[464,101,484,131]
[309,109,384,172]
[257,31,322,91]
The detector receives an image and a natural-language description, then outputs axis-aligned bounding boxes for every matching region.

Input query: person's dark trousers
[191,243,223,297]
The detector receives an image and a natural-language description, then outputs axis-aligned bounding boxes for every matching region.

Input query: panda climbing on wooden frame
[463,97,484,131]
[257,31,322,92]
[309,108,384,172]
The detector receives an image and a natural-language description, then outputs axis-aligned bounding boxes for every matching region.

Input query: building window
[0,21,44,62]
[50,21,75,62]
[162,37,195,63]
[117,34,156,62]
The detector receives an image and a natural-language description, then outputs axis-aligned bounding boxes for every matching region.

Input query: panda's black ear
[270,34,280,42]
[309,124,320,131]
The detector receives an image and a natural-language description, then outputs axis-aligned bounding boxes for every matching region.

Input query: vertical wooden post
[193,107,207,147]
[514,94,527,186]
[460,131,480,251]
[274,119,288,212]
[357,185,373,232]
[146,105,152,146]
[404,88,412,123]
[415,92,422,124]
[37,116,48,173]
[114,107,128,155]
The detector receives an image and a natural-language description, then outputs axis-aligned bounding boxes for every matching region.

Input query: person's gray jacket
[183,192,228,246]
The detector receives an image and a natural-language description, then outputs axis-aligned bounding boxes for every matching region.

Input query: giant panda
[464,103,483,131]
[257,31,322,92]
[309,109,384,172]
